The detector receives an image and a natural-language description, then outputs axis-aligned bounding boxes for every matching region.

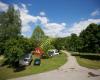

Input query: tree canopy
[79,23,100,53]
[0,6,21,54]
[31,25,45,41]
[31,25,45,47]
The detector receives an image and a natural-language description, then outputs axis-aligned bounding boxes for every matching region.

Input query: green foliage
[53,38,66,50]
[53,34,82,52]
[66,34,82,51]
[17,37,34,53]
[79,23,100,53]
[31,25,45,46]
[4,38,23,65]
[40,38,55,54]
[0,5,21,54]
[0,5,21,39]
[4,37,34,65]
[4,46,23,64]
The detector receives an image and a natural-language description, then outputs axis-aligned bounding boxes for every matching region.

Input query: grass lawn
[0,52,67,80]
[76,56,100,69]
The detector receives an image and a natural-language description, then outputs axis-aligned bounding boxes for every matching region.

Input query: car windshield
[24,55,29,58]
[48,51,54,53]
[24,53,31,58]
[24,59,28,61]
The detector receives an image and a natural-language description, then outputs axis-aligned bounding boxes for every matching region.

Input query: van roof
[48,49,57,51]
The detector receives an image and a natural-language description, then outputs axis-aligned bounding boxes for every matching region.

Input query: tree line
[53,23,100,53]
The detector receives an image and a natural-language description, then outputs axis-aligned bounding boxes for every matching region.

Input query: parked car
[19,53,33,66]
[48,49,59,57]
[34,58,41,65]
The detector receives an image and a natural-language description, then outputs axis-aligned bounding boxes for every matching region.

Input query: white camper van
[48,49,59,57]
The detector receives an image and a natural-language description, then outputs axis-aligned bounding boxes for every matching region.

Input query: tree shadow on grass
[14,65,26,72]
[0,60,26,72]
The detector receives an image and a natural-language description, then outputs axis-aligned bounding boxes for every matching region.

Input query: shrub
[4,46,23,65]
[4,37,34,66]
[4,38,24,66]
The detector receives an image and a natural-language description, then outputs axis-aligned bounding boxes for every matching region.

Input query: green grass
[70,51,100,69]
[0,52,67,80]
[76,56,100,69]
[0,55,5,64]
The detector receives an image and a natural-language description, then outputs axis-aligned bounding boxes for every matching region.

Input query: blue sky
[0,0,100,37]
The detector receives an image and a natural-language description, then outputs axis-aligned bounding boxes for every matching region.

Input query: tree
[64,34,81,52]
[53,38,66,50]
[40,38,55,54]
[0,5,21,54]
[0,5,21,39]
[79,23,100,53]
[31,25,45,47]
[4,38,24,66]
[31,25,45,41]
[4,36,34,66]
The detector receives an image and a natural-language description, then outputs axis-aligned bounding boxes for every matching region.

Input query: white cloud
[13,4,38,35]
[68,19,100,36]
[45,23,65,32]
[44,23,66,37]
[40,12,45,16]
[21,3,26,9]
[61,23,66,26]
[91,9,100,16]
[45,19,100,37]
[37,16,49,24]
[0,1,8,12]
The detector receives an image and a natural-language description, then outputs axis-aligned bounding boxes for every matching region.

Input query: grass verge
[76,56,100,69]
[0,52,67,80]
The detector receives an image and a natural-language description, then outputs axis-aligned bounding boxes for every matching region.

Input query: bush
[4,38,24,66]
[4,46,23,65]
[70,52,100,60]
[4,37,34,66]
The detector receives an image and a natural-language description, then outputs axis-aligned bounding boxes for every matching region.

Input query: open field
[0,52,67,80]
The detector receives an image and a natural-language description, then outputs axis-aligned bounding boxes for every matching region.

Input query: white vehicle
[48,49,59,56]
[19,53,33,66]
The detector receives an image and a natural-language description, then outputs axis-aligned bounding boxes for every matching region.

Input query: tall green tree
[0,5,21,54]
[64,33,81,52]
[0,5,21,39]
[79,23,100,53]
[53,38,66,50]
[31,25,45,47]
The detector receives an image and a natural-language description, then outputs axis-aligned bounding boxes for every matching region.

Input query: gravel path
[10,51,100,80]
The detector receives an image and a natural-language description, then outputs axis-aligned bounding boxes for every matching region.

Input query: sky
[0,0,100,37]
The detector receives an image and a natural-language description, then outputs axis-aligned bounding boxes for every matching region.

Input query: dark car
[34,58,41,65]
